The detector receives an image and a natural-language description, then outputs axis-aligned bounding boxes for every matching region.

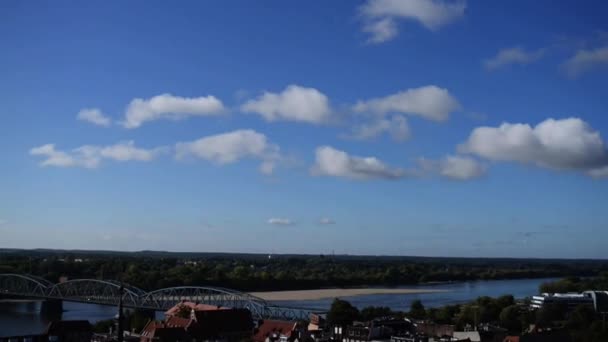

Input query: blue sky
[1,0,608,258]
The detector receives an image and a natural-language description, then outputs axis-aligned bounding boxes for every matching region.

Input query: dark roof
[253,320,297,342]
[189,308,253,339]
[45,320,92,334]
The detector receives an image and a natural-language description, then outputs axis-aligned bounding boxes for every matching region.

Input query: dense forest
[1,249,607,291]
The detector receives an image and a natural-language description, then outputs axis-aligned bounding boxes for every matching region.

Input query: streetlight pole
[117,284,124,342]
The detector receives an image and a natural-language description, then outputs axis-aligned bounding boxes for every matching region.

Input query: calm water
[0,277,555,337]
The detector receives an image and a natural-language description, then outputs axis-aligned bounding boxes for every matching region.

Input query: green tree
[360,306,394,321]
[535,302,566,327]
[499,305,521,333]
[174,304,192,319]
[409,300,426,320]
[327,298,360,326]
[566,304,596,331]
[93,319,114,333]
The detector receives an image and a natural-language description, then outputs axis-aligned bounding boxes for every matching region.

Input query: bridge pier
[40,299,63,316]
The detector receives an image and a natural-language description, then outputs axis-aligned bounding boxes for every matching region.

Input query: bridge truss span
[0,273,51,297]
[0,273,325,320]
[46,279,145,307]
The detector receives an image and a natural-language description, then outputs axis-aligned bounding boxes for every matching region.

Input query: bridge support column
[40,299,63,316]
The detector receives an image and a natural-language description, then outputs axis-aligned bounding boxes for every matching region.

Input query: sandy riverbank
[249,288,448,301]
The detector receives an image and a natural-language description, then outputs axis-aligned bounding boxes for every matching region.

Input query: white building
[530,292,594,311]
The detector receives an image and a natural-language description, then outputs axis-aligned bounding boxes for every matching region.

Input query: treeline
[1,251,607,291]
[540,273,608,293]
[328,294,608,341]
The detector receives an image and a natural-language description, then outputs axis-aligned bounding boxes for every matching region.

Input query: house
[342,317,415,342]
[188,308,254,341]
[453,331,481,342]
[140,321,190,342]
[414,323,454,338]
[45,320,92,342]
[254,320,301,342]
[140,307,254,342]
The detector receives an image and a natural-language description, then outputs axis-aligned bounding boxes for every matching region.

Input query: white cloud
[241,85,332,124]
[175,129,280,174]
[30,144,100,168]
[484,47,545,70]
[122,93,225,128]
[418,155,485,180]
[360,0,466,43]
[0,219,7,226]
[588,166,608,179]
[346,115,410,141]
[311,146,405,180]
[30,141,165,169]
[319,217,336,225]
[268,218,294,226]
[353,85,460,122]
[562,46,608,77]
[438,155,486,180]
[363,17,399,44]
[77,108,111,127]
[98,141,165,161]
[458,118,608,173]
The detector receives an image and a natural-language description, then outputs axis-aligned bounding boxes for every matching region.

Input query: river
[0,277,556,337]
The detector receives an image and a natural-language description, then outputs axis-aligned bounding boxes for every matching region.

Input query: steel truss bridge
[0,274,324,321]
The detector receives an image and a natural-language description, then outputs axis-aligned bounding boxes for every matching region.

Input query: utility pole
[117,284,124,342]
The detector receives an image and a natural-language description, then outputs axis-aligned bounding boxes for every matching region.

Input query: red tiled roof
[253,320,297,342]
[165,315,191,328]
[165,301,229,316]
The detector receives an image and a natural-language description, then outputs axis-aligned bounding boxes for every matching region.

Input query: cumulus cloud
[360,0,466,43]
[418,155,485,180]
[311,146,405,180]
[484,47,545,70]
[241,85,332,124]
[268,218,294,226]
[77,108,111,127]
[175,130,281,174]
[319,217,336,225]
[353,86,460,122]
[562,46,608,77]
[30,142,165,169]
[122,93,225,128]
[588,166,608,179]
[346,115,410,141]
[458,118,608,174]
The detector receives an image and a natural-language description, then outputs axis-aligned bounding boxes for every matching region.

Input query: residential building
[140,307,254,342]
[342,317,415,342]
